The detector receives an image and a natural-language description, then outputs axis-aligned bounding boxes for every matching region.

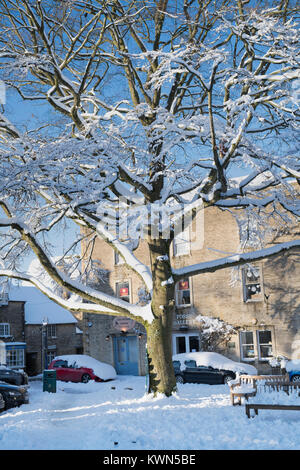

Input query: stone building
[0,293,26,370]
[80,205,300,375]
[0,285,83,375]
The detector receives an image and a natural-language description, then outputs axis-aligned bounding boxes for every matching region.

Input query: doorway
[113,335,139,375]
[172,333,200,355]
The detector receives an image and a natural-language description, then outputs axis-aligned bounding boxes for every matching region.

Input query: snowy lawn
[0,375,300,451]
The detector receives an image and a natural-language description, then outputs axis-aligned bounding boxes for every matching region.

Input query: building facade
[80,205,300,375]
[0,286,83,375]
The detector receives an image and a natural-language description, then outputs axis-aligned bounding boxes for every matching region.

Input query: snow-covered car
[172,352,257,385]
[173,360,236,385]
[0,381,29,412]
[0,366,28,386]
[48,354,117,383]
[285,360,300,383]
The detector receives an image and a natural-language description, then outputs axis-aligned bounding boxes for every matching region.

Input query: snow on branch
[173,240,300,281]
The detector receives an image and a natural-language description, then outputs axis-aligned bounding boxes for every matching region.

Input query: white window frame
[257,330,273,360]
[239,328,273,362]
[239,330,255,362]
[172,333,200,355]
[47,350,56,364]
[0,323,10,337]
[47,324,57,338]
[6,348,25,368]
[242,264,263,302]
[175,278,192,307]
[173,225,190,256]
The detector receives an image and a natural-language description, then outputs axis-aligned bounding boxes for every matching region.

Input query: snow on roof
[8,286,78,325]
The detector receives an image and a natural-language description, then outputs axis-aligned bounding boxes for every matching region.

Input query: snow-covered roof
[8,286,78,325]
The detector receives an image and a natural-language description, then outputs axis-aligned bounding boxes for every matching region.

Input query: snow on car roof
[172,351,257,374]
[54,354,117,381]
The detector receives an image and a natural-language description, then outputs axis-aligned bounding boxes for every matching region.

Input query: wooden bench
[245,403,300,418]
[263,381,300,394]
[229,374,290,406]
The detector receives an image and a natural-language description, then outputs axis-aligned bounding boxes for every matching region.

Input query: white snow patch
[172,351,257,375]
[1,375,300,450]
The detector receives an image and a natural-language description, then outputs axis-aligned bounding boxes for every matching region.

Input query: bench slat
[245,403,300,418]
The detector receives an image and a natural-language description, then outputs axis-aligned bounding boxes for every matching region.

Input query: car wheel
[81,374,91,383]
[175,375,184,384]
[0,393,5,411]
[223,375,234,385]
[291,374,300,383]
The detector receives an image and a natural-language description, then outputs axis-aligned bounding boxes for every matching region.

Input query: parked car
[0,366,28,386]
[283,360,300,383]
[173,360,236,384]
[289,370,300,383]
[0,382,29,412]
[48,354,117,383]
[172,352,257,385]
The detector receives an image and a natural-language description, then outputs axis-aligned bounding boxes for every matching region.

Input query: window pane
[178,279,189,290]
[189,336,200,352]
[0,323,9,337]
[243,266,262,301]
[6,349,24,367]
[117,282,130,302]
[240,331,255,359]
[259,345,272,358]
[258,330,272,358]
[242,345,255,358]
[176,336,186,354]
[241,331,254,344]
[258,330,271,344]
[176,279,191,306]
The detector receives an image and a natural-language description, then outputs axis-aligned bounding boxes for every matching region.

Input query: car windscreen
[173,361,181,371]
[184,360,197,368]
[53,360,68,368]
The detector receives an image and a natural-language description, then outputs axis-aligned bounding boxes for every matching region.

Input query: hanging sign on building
[113,317,136,332]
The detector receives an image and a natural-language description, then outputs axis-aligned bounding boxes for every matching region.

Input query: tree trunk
[145,238,177,396]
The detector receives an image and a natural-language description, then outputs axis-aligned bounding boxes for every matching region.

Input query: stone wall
[80,205,300,374]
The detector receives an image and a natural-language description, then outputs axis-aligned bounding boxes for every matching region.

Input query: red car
[48,355,116,383]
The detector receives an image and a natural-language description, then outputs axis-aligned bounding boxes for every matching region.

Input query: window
[47,351,56,365]
[52,360,68,368]
[47,324,57,338]
[242,265,263,301]
[0,323,10,337]
[240,331,255,360]
[173,226,190,256]
[6,349,24,368]
[175,279,191,306]
[173,334,200,355]
[240,329,273,361]
[116,281,130,303]
[257,330,273,359]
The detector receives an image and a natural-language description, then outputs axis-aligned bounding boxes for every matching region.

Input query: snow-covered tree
[194,315,236,352]
[0,0,299,396]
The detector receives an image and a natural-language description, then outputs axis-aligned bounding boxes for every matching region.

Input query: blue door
[113,336,139,375]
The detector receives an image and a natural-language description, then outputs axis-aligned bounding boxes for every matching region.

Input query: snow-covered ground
[0,375,300,451]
